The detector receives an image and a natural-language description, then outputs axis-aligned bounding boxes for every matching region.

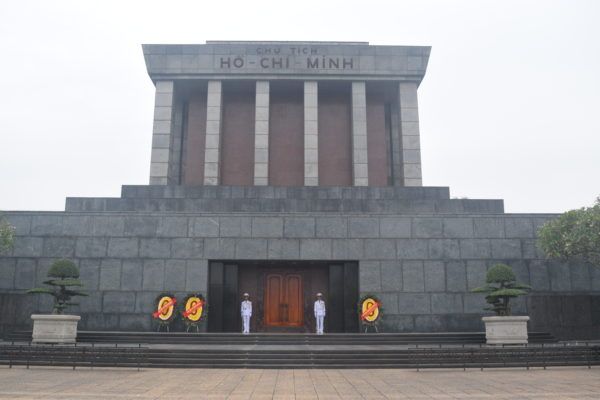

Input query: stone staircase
[5,330,597,370]
[1,342,598,370]
[6,330,557,345]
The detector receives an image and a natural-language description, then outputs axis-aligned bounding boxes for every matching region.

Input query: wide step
[2,330,571,369]
[1,343,597,369]
[5,331,558,345]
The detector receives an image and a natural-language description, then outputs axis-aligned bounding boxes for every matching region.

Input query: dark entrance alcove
[207,260,358,333]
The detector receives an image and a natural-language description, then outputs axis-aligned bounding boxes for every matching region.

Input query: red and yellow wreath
[181,293,207,324]
[153,293,177,324]
[358,294,383,326]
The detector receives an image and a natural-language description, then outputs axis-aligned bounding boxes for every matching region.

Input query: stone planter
[31,314,80,343]
[482,316,529,345]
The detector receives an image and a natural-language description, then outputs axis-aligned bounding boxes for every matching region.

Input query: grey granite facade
[142,42,430,80]
[144,41,429,187]
[1,41,597,340]
[1,186,599,339]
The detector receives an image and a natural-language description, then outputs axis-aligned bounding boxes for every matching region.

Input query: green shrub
[471,263,531,316]
[538,197,600,266]
[48,259,80,279]
[0,216,15,254]
[27,259,87,314]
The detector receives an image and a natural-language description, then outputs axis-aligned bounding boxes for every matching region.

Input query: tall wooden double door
[264,274,303,327]
[208,261,358,333]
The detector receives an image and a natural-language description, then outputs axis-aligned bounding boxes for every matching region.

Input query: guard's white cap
[243,293,249,296]
[316,292,323,296]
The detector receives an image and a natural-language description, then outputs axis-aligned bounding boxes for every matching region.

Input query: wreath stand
[156,320,171,332]
[185,323,200,333]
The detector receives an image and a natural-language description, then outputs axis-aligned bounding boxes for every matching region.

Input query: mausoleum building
[1,41,598,338]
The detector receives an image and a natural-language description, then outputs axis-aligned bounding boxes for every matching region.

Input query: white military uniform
[241,299,252,334]
[314,299,326,334]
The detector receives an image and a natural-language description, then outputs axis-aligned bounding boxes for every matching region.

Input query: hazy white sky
[0,0,598,213]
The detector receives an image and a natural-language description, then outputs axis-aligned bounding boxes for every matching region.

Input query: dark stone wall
[318,82,352,186]
[269,82,304,186]
[221,82,255,186]
[0,293,31,336]
[528,295,600,340]
[182,92,207,185]
[366,86,389,186]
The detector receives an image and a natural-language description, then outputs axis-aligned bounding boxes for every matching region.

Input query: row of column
[149,80,423,187]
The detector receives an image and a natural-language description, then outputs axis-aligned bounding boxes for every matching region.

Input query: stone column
[149,81,174,185]
[168,99,184,184]
[203,80,223,186]
[351,82,368,186]
[304,81,318,186]
[390,102,402,186]
[254,81,269,186]
[398,82,423,186]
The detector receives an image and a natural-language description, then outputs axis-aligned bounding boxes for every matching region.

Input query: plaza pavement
[0,366,599,399]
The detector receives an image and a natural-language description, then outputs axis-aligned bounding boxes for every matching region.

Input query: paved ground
[0,367,599,399]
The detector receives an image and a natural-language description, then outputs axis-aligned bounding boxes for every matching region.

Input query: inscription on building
[219,46,355,70]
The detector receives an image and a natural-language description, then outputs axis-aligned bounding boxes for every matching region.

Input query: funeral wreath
[153,292,177,331]
[358,294,383,332]
[181,293,207,332]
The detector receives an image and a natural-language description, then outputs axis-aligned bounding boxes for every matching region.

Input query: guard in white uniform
[314,293,326,334]
[241,293,252,334]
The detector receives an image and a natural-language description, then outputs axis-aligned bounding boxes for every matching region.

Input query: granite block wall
[1,207,599,339]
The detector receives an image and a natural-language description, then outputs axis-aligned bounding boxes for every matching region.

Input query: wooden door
[265,274,282,325]
[264,273,303,327]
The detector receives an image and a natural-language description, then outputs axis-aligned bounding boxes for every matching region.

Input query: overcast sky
[0,0,598,213]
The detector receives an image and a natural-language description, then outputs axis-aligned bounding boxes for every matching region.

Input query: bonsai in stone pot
[472,263,531,345]
[27,259,87,343]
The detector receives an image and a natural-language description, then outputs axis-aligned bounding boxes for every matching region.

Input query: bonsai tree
[538,197,600,267]
[472,263,531,316]
[27,259,87,314]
